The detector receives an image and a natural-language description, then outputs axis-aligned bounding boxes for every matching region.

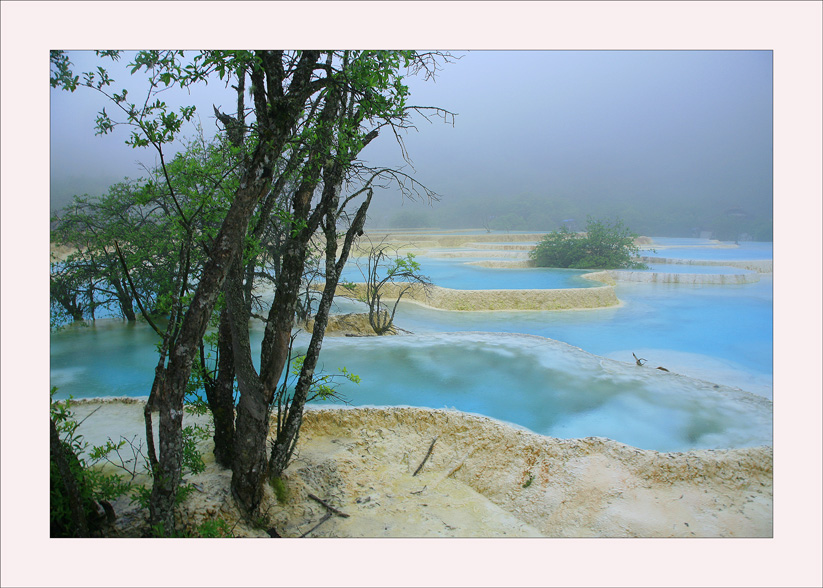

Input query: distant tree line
[377,193,772,241]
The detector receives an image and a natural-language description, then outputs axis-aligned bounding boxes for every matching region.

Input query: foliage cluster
[49,129,241,329]
[50,388,218,537]
[530,217,650,269]
[50,390,131,536]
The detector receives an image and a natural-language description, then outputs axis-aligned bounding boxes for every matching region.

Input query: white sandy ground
[67,399,772,539]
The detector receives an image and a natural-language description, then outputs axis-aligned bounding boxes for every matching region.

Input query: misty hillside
[364,190,772,241]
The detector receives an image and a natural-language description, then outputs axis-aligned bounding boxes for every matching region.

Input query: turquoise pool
[50,236,773,451]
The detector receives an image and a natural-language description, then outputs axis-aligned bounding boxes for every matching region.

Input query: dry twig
[413,436,438,476]
[301,493,351,538]
[300,512,332,538]
[308,493,350,518]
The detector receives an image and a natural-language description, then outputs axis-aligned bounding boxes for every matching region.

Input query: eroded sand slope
[74,402,771,538]
[269,408,772,538]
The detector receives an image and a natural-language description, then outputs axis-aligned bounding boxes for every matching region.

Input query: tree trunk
[52,284,85,321]
[269,190,372,477]
[218,51,325,516]
[205,307,236,467]
[224,250,272,512]
[267,284,331,477]
[122,305,137,322]
[149,166,272,532]
[111,278,137,322]
[117,295,137,321]
[230,233,310,513]
[230,379,269,511]
[148,391,186,533]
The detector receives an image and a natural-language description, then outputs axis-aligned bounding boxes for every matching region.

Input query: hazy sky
[50,50,773,219]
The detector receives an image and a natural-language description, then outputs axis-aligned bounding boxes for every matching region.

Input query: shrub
[530,216,650,269]
[269,476,290,504]
[50,389,131,537]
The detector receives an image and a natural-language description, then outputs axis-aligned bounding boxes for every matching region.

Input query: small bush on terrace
[530,217,649,270]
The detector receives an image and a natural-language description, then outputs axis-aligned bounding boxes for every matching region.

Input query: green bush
[196,517,234,538]
[530,217,649,269]
[50,390,131,537]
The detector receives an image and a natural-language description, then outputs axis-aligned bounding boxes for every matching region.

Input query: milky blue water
[378,229,542,237]
[341,257,598,290]
[51,321,161,398]
[640,239,773,261]
[306,333,771,452]
[641,263,754,275]
[50,236,773,451]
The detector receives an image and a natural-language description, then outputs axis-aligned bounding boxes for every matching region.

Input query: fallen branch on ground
[301,493,351,538]
[300,512,332,537]
[308,493,350,518]
[413,436,438,477]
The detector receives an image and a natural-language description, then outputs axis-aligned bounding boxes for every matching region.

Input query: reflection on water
[309,333,771,452]
[383,276,773,395]
[51,321,160,398]
[50,236,773,451]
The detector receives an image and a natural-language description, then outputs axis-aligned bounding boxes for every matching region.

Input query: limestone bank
[67,401,772,539]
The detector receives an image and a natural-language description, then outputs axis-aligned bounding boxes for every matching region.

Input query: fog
[50,50,773,238]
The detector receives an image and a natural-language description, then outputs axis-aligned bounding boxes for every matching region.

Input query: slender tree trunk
[225,251,271,511]
[111,279,137,321]
[143,365,162,473]
[269,190,372,477]
[205,308,236,467]
[267,279,333,477]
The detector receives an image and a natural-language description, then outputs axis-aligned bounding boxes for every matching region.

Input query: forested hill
[364,191,773,241]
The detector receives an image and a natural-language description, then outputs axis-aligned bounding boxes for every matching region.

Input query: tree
[52,49,454,531]
[53,49,322,530]
[530,216,650,269]
[50,180,178,324]
[260,52,449,484]
[50,262,90,324]
[346,237,432,335]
